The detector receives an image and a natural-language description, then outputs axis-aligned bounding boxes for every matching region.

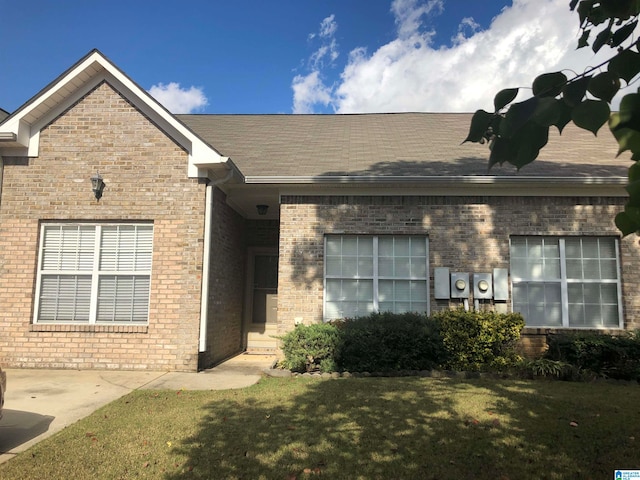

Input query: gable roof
[0,49,226,178]
[178,113,628,181]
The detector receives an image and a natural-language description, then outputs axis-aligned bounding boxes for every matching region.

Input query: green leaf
[592,26,611,53]
[510,121,549,169]
[500,97,538,138]
[562,75,591,107]
[586,5,608,26]
[587,71,620,102]
[610,93,640,132]
[577,1,596,26]
[577,29,591,48]
[615,211,638,236]
[492,120,549,170]
[571,99,610,135]
[554,102,574,134]
[608,49,640,83]
[601,0,640,18]
[625,205,640,224]
[463,109,494,143]
[628,161,640,182]
[611,19,638,47]
[488,136,514,169]
[532,97,562,127]
[532,72,567,97]
[625,179,640,207]
[493,88,519,112]
[611,126,640,155]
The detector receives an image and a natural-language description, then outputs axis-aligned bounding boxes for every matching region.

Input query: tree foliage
[465,0,640,235]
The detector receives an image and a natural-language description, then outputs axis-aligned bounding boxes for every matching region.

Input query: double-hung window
[35,223,153,324]
[324,235,429,320]
[510,236,622,328]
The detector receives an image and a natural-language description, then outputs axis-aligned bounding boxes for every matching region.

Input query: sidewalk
[0,353,275,463]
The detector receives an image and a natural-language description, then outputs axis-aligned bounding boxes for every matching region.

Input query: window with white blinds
[324,235,429,321]
[35,224,153,324]
[510,236,622,328]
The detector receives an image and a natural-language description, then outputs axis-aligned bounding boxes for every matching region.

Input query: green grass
[1,376,639,479]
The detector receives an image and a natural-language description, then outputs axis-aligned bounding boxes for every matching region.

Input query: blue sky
[0,0,618,115]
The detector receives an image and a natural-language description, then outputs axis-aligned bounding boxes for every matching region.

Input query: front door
[252,254,278,324]
[244,249,279,352]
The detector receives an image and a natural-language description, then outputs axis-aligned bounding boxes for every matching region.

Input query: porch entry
[245,249,279,352]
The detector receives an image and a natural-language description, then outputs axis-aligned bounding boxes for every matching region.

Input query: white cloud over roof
[148,82,208,114]
[293,0,620,114]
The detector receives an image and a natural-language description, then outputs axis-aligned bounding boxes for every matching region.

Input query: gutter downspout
[199,167,234,353]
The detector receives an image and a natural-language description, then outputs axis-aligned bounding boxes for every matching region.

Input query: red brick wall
[277,195,639,343]
[0,82,207,371]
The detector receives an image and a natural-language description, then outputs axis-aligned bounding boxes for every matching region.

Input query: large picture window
[510,236,622,328]
[35,223,153,324]
[324,235,429,320]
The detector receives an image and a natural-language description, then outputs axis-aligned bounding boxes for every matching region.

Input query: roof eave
[243,175,627,186]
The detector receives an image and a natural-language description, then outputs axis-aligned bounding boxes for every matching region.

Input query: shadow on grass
[165,376,640,480]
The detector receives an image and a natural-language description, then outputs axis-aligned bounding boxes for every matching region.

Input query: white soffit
[0,50,224,178]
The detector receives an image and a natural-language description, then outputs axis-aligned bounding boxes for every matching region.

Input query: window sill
[30,324,148,334]
[522,327,623,335]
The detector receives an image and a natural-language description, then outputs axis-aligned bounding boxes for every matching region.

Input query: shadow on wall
[284,156,625,319]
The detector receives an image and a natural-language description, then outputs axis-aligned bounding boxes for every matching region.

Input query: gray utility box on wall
[450,272,470,299]
[434,267,450,300]
[473,273,493,299]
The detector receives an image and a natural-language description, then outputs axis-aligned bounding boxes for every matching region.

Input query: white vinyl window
[324,235,429,320]
[510,236,622,328]
[35,223,153,324]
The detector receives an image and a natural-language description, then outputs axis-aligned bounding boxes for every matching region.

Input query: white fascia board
[271,176,627,197]
[0,51,224,177]
[243,175,627,186]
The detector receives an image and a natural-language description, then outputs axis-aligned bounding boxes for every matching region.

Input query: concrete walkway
[0,353,275,464]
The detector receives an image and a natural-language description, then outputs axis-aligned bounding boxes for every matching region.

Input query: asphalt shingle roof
[177,113,629,179]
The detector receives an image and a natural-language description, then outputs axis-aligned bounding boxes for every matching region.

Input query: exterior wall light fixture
[256,204,269,216]
[91,171,105,200]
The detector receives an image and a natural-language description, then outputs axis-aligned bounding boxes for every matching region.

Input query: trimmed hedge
[433,309,525,372]
[279,322,341,373]
[279,310,525,374]
[335,312,447,373]
[545,331,640,381]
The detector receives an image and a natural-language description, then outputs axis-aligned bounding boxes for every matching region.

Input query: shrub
[279,310,526,375]
[335,312,447,372]
[518,359,571,378]
[545,331,640,381]
[434,309,525,372]
[279,323,342,373]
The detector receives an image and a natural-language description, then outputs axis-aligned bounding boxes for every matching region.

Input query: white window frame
[323,235,430,321]
[510,236,623,329]
[34,223,153,325]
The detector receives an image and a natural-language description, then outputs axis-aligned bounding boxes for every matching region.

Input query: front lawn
[1,376,639,479]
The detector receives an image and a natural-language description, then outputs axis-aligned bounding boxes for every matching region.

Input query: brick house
[0,50,637,371]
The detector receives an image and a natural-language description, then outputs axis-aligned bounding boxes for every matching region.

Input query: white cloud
[148,82,208,114]
[319,14,338,38]
[292,71,333,114]
[391,0,442,40]
[293,14,341,113]
[453,17,481,45]
[293,0,623,114]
